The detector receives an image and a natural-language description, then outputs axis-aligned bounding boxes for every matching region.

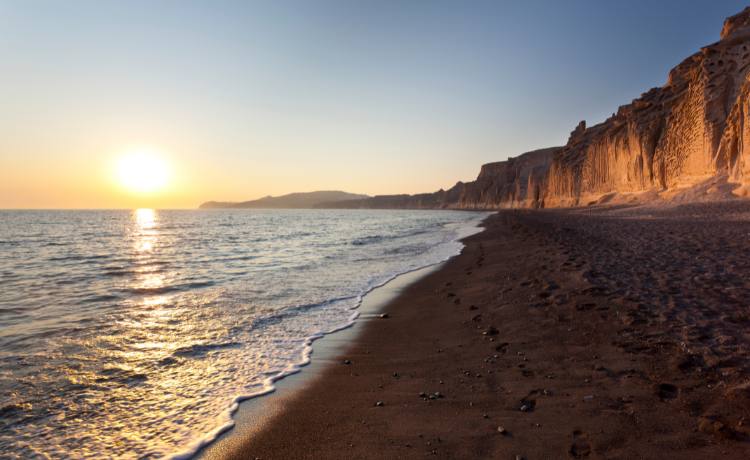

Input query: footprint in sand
[656,383,679,400]
[569,430,591,458]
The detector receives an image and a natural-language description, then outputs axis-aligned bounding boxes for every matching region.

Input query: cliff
[319,147,561,210]
[543,6,750,206]
[327,7,750,210]
[456,147,559,208]
[200,191,369,209]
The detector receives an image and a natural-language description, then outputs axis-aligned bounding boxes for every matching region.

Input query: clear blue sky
[0,0,747,207]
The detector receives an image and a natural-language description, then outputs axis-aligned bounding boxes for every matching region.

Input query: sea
[0,208,487,459]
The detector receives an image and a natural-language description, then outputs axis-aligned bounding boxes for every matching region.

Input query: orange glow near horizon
[0,140,476,209]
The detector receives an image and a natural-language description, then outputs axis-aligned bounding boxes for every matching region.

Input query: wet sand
[195,264,445,459]
[212,204,750,459]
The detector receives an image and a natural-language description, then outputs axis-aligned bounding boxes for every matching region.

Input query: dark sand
[214,204,750,459]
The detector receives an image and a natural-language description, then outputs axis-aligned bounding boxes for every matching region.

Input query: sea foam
[0,209,487,459]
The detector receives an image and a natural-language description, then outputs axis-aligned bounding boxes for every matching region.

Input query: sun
[116,149,170,194]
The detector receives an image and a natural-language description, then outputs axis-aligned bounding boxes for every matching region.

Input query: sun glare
[117,150,170,194]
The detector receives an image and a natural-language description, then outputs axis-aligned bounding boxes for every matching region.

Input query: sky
[0,0,748,209]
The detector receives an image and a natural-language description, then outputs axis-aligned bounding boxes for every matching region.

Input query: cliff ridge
[330,7,750,210]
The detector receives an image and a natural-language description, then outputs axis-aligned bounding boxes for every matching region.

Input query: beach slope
[213,203,750,459]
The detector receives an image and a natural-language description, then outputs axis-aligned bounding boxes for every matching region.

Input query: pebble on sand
[483,326,499,336]
[375,401,384,407]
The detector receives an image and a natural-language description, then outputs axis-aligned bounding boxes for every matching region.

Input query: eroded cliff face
[326,8,750,210]
[544,6,750,207]
[451,147,560,209]
[319,147,560,209]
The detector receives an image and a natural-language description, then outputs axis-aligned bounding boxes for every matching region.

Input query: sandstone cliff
[327,7,750,210]
[543,6,750,207]
[457,147,559,208]
[319,147,561,209]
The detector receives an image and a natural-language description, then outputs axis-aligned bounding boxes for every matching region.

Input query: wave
[0,402,29,416]
[350,226,437,246]
[124,280,215,296]
[134,260,171,266]
[95,367,149,386]
[248,295,360,331]
[384,242,431,255]
[48,254,111,262]
[217,255,257,263]
[100,268,135,277]
[43,241,70,247]
[172,342,242,358]
[54,276,91,286]
[166,214,488,460]
[81,294,121,303]
[351,235,385,245]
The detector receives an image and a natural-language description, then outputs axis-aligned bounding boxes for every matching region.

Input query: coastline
[193,262,448,460]
[189,214,488,459]
[201,206,750,459]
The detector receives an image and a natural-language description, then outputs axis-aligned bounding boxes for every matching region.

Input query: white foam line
[167,213,489,460]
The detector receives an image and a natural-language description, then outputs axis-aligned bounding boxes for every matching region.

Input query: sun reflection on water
[131,208,167,304]
[134,208,157,253]
[135,208,155,229]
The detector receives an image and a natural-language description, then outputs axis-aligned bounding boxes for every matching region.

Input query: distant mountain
[199,190,370,209]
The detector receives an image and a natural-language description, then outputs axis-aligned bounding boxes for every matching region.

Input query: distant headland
[199,190,369,209]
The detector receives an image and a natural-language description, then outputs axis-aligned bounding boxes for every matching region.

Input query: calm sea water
[0,209,486,459]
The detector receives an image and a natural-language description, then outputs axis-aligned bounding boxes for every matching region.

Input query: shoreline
[190,215,488,459]
[193,262,447,460]
[203,206,750,459]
